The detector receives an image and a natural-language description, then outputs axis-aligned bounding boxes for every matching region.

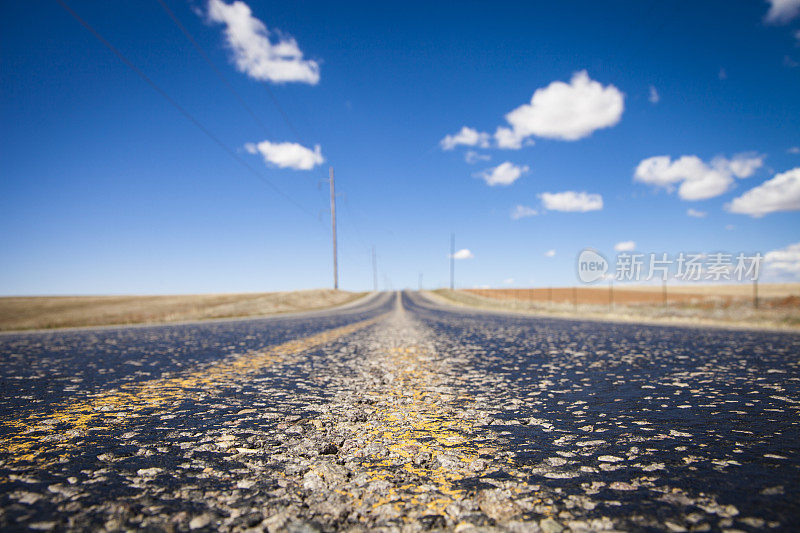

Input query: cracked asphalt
[1,291,799,532]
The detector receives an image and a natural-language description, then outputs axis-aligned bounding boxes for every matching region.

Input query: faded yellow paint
[0,316,382,468]
[351,344,486,519]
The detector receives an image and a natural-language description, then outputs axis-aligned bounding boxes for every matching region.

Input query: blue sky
[2,0,800,294]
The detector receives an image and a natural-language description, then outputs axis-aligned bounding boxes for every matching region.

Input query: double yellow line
[346,345,490,518]
[0,315,383,468]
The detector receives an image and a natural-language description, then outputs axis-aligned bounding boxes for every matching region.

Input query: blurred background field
[432,283,800,330]
[0,290,363,331]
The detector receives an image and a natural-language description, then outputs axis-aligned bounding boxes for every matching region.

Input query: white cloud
[634,153,764,201]
[788,146,800,154]
[765,241,800,276]
[464,150,490,164]
[476,162,529,186]
[765,0,800,24]
[500,71,624,143]
[510,205,538,219]
[539,191,603,212]
[494,127,526,149]
[452,249,474,260]
[440,127,490,150]
[727,154,765,178]
[245,140,324,170]
[687,208,707,218]
[207,0,320,84]
[614,240,636,252]
[648,85,660,104]
[502,278,515,285]
[726,167,800,217]
[544,249,556,257]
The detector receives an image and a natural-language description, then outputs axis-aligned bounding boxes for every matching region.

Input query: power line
[153,0,369,289]
[262,82,305,144]
[154,0,349,246]
[154,0,273,139]
[56,0,318,219]
[340,193,369,250]
[155,0,304,144]
[329,167,338,290]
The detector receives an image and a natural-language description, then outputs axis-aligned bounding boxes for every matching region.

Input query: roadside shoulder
[420,290,800,334]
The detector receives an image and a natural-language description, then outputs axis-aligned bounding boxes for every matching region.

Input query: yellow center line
[0,315,383,468]
[354,345,486,517]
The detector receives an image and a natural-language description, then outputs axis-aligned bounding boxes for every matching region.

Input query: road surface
[1,291,798,531]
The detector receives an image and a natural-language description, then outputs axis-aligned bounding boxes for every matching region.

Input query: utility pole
[329,167,338,290]
[449,233,455,290]
[371,245,378,292]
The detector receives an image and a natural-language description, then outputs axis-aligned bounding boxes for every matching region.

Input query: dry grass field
[435,284,800,330]
[0,290,365,331]
[464,284,800,307]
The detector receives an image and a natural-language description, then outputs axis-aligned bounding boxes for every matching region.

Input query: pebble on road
[1,291,798,531]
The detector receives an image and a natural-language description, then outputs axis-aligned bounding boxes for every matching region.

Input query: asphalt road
[1,291,798,532]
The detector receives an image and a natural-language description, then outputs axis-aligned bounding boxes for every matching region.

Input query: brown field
[465,283,800,308]
[0,289,365,332]
[433,284,800,330]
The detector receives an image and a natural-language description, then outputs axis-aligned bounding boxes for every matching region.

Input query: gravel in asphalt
[1,291,798,531]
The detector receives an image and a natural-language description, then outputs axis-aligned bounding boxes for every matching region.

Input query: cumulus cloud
[726,167,800,217]
[614,240,636,252]
[634,153,764,201]
[499,71,624,143]
[510,205,538,219]
[539,191,603,212]
[765,241,800,276]
[544,249,556,257]
[439,71,622,151]
[764,0,800,24]
[464,150,490,164]
[476,162,529,186]
[245,140,324,170]
[451,249,474,260]
[207,0,320,84]
[440,127,490,150]
[727,155,765,178]
[687,208,707,218]
[494,127,526,149]
[648,85,660,104]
